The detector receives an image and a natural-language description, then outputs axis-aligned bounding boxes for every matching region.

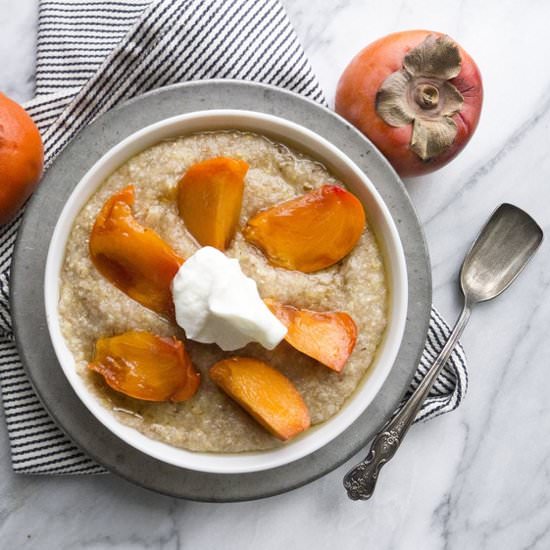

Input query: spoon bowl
[461,204,543,304]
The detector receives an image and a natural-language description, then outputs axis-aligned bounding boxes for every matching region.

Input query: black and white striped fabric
[0,0,468,474]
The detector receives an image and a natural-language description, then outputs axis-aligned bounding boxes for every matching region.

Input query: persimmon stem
[415,84,439,109]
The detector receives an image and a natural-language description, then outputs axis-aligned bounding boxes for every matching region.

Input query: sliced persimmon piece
[209,357,310,441]
[243,184,366,273]
[89,186,184,316]
[177,157,248,250]
[88,331,200,402]
[265,299,357,373]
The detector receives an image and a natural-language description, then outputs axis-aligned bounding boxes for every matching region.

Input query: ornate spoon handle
[343,303,472,500]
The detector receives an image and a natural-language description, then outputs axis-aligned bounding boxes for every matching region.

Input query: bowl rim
[44,109,408,474]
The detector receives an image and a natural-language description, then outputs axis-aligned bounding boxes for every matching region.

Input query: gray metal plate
[11,80,431,502]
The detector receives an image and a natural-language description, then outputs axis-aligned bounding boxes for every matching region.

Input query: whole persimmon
[336,31,483,177]
[0,93,44,223]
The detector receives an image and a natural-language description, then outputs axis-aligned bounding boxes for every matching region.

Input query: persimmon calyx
[375,34,464,161]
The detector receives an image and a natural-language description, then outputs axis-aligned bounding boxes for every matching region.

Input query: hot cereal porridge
[58,130,388,452]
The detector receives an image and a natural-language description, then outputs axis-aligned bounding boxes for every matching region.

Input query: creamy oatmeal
[59,130,388,452]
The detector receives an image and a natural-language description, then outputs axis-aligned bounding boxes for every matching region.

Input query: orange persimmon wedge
[243,184,366,273]
[265,299,357,373]
[89,186,184,317]
[177,157,248,250]
[209,357,310,441]
[88,331,200,402]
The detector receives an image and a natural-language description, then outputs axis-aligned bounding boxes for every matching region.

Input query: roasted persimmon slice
[243,184,366,272]
[89,186,184,316]
[88,331,200,402]
[177,157,248,250]
[209,357,310,441]
[265,299,357,373]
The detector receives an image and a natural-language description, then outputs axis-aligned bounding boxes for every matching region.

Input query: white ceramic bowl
[45,110,408,474]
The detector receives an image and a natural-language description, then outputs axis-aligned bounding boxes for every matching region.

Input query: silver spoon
[344,203,543,501]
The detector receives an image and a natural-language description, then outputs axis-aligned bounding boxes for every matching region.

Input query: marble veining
[1,0,550,548]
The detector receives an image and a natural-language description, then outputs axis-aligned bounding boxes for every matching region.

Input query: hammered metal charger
[11,80,431,501]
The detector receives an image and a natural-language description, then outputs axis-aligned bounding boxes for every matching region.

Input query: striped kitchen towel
[0,0,467,474]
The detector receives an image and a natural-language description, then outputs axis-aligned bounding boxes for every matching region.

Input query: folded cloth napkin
[0,0,468,474]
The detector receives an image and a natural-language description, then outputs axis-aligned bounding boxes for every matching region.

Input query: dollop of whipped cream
[172,246,287,351]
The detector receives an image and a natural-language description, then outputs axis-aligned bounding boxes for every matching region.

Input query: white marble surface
[1,0,550,548]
